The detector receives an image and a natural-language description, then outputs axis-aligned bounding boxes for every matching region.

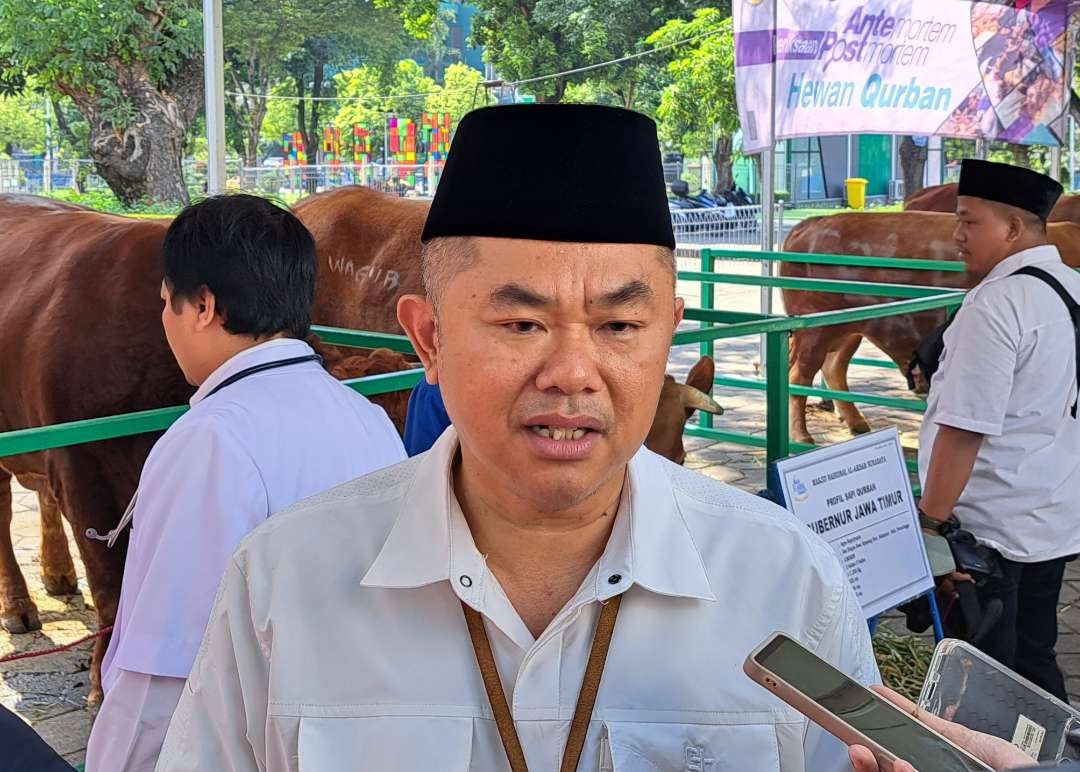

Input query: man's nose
[534,331,603,395]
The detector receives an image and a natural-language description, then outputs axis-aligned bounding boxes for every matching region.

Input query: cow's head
[645,356,723,465]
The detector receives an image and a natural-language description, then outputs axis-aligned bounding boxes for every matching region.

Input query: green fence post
[765,330,790,464]
[699,248,715,429]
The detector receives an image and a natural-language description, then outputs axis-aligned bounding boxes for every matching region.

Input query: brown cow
[905,182,1080,223]
[781,211,1080,444]
[295,186,428,334]
[0,189,722,702]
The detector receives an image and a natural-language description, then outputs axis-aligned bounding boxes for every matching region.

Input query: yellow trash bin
[845,177,869,209]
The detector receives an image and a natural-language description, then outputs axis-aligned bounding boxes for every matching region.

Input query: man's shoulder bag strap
[1011,265,1080,419]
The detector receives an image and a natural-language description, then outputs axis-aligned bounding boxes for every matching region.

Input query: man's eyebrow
[596,280,655,308]
[488,283,554,309]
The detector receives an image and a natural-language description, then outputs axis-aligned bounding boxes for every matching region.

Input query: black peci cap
[421,104,675,249]
[957,159,1063,220]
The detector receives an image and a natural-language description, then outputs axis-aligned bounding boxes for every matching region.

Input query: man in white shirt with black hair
[85,194,406,771]
[917,159,1080,702]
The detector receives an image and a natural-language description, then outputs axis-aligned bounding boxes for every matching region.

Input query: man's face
[160,281,205,386]
[953,196,1015,278]
[430,238,682,513]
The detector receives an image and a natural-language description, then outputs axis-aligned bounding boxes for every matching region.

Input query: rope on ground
[0,626,113,665]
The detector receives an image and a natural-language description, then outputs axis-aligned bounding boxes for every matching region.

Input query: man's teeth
[530,426,588,440]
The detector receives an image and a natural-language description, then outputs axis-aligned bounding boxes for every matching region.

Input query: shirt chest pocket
[296,715,474,771]
[598,721,783,772]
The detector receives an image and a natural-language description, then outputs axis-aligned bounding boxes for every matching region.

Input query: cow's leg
[789,330,830,446]
[0,468,41,633]
[70,524,122,706]
[54,445,138,707]
[821,334,872,435]
[39,491,78,597]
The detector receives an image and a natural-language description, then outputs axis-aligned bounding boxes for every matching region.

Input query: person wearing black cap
[155,105,881,771]
[917,159,1080,702]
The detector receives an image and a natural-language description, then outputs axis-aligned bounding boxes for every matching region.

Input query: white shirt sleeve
[932,298,1020,437]
[155,555,268,772]
[85,670,185,772]
[802,577,881,772]
[109,419,268,681]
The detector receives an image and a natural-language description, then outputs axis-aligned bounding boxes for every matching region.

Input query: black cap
[957,159,1063,220]
[421,104,675,249]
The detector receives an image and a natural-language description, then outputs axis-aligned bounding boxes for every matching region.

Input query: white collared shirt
[919,245,1080,562]
[101,337,406,689]
[157,428,878,772]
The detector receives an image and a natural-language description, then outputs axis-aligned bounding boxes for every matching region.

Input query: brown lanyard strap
[461,593,623,772]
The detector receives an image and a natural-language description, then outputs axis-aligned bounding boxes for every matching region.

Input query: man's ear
[194,285,219,332]
[397,294,439,384]
[674,295,685,328]
[1006,213,1028,244]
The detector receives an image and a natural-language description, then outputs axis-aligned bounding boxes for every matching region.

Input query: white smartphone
[744,632,993,772]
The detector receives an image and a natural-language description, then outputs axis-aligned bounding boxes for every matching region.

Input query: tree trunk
[64,61,196,206]
[1012,143,1031,168]
[899,136,928,199]
[712,134,734,194]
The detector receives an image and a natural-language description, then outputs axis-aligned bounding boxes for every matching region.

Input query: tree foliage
[0,93,45,155]
[334,59,439,156]
[424,62,488,118]
[0,0,203,203]
[647,9,736,190]
[461,0,709,105]
[647,9,735,156]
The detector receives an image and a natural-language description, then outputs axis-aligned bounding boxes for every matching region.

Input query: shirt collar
[190,337,316,407]
[981,244,1063,285]
[359,427,717,604]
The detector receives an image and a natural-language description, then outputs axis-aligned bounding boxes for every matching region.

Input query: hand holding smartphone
[744,632,1000,772]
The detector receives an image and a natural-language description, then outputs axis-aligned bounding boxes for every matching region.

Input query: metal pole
[203,0,226,194]
[1049,146,1062,182]
[1071,116,1076,192]
[43,98,53,195]
[759,0,779,367]
[975,138,987,160]
[890,134,898,198]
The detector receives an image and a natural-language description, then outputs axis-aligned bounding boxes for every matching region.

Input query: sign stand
[764,428,945,642]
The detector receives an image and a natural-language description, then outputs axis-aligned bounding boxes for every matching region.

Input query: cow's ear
[685,356,715,396]
[397,294,439,381]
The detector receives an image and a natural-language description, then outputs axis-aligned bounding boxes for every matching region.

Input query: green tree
[223,0,414,168]
[647,9,736,192]
[0,0,202,204]
[459,0,708,106]
[334,59,439,158]
[0,92,44,155]
[260,78,299,150]
[424,62,487,119]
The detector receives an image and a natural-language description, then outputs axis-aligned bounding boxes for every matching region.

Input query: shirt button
[459,574,473,588]
[607,573,622,585]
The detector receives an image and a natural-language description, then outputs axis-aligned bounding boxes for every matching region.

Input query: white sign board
[774,427,933,619]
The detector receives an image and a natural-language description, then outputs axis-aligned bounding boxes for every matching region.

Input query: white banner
[734,0,1075,152]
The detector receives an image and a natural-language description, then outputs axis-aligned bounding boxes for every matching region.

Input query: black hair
[162,194,316,339]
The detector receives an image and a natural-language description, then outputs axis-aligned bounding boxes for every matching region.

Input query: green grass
[783,202,903,220]
[45,189,182,216]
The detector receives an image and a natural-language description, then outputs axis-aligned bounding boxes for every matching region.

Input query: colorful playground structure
[277,113,455,196]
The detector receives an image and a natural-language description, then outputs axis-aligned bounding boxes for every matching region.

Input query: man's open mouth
[527,426,593,441]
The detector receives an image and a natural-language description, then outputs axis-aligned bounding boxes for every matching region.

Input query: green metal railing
[680,246,967,490]
[0,329,422,458]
